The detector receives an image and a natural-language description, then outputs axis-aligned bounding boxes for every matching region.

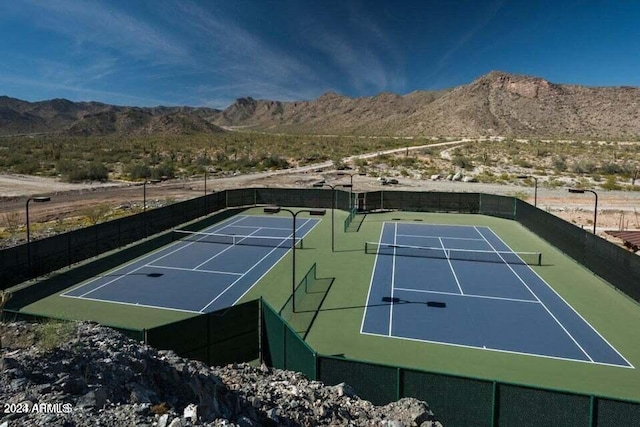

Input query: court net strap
[173,230,302,248]
[365,242,542,266]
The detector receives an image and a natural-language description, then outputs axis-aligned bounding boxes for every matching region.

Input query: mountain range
[1,71,639,139]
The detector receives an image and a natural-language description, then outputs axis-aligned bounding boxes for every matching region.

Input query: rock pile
[0,321,441,426]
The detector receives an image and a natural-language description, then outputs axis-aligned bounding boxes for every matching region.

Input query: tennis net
[365,242,542,266]
[173,230,302,248]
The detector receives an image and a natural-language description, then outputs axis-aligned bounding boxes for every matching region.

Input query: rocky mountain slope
[0,321,441,426]
[2,71,639,138]
[215,72,640,138]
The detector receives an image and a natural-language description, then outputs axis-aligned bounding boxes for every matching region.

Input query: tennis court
[62,214,319,313]
[361,222,631,367]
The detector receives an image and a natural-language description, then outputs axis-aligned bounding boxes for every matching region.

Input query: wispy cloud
[300,3,405,95]
[170,1,322,102]
[21,0,191,65]
[424,0,506,88]
[0,74,172,105]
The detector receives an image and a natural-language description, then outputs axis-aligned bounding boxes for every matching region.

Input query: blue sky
[1,0,639,108]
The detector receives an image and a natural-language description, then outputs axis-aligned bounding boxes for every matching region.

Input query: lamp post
[517,175,538,207]
[313,182,352,252]
[263,207,326,313]
[568,188,598,234]
[26,196,51,272]
[337,172,366,210]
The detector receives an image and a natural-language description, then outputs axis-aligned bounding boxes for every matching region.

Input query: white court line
[360,223,387,334]
[61,214,248,297]
[77,216,250,298]
[397,233,485,241]
[227,224,291,231]
[438,237,464,295]
[193,227,263,270]
[146,264,243,276]
[394,287,540,304]
[232,218,322,306]
[473,226,594,363]
[483,226,634,369]
[199,219,310,313]
[389,222,398,336]
[61,293,202,314]
[360,330,632,369]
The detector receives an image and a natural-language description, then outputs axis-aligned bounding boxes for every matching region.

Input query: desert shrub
[552,156,567,172]
[81,204,111,225]
[571,160,596,174]
[13,157,40,174]
[599,162,623,175]
[2,212,22,232]
[261,154,289,169]
[452,156,473,169]
[514,158,533,168]
[151,162,175,180]
[57,160,108,182]
[128,164,152,180]
[601,175,621,190]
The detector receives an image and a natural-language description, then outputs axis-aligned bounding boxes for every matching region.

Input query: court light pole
[517,175,538,207]
[337,172,366,210]
[263,207,326,313]
[313,182,352,252]
[26,196,51,273]
[568,188,598,234]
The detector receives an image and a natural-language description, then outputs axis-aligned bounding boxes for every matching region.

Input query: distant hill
[2,71,640,138]
[0,96,224,136]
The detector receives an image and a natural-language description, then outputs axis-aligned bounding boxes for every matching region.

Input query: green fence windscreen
[515,199,640,302]
[145,300,259,367]
[597,398,640,426]
[380,191,481,213]
[402,370,494,427]
[497,383,591,427]
[284,325,316,379]
[262,301,286,370]
[479,194,516,219]
[262,300,317,378]
[280,263,317,321]
[0,191,225,289]
[317,356,398,405]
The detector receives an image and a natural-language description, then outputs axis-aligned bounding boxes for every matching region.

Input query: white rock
[183,403,198,423]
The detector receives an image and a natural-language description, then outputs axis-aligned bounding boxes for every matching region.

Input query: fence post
[206,315,211,366]
[282,321,287,371]
[589,396,595,427]
[313,352,318,381]
[258,298,263,366]
[396,367,402,401]
[491,381,498,427]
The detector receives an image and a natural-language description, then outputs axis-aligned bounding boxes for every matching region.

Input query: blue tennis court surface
[63,215,319,313]
[361,222,631,368]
